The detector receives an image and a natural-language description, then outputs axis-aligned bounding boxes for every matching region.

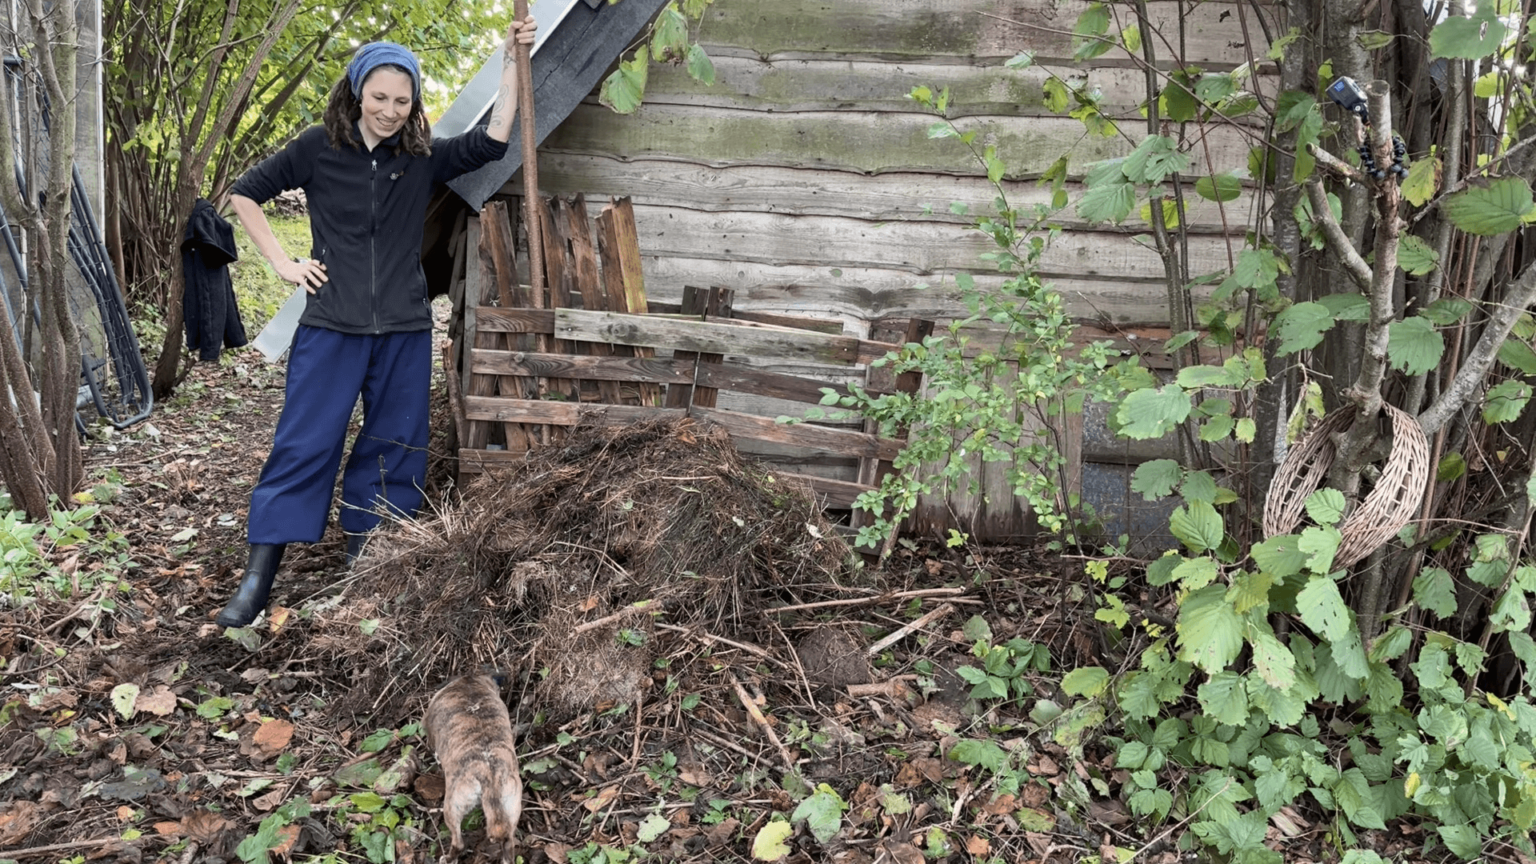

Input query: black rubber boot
[216,544,286,627]
[345,532,371,567]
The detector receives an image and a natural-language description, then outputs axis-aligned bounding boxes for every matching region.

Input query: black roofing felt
[446,0,670,211]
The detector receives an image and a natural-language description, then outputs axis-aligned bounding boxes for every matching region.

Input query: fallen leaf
[981,793,1016,816]
[544,842,571,864]
[415,773,445,803]
[1024,832,1053,857]
[1028,755,1060,776]
[181,810,234,844]
[252,789,285,811]
[152,821,182,836]
[583,785,619,813]
[116,805,135,822]
[876,840,924,864]
[271,824,301,856]
[704,816,739,847]
[135,686,177,717]
[253,719,295,754]
[267,607,291,633]
[966,835,991,855]
[0,800,46,846]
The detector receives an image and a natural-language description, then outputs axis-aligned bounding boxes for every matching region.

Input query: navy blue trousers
[248,325,431,544]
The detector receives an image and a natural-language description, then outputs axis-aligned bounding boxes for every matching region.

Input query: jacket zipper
[370,157,379,333]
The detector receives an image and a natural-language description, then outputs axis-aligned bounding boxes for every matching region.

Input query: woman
[216,18,536,628]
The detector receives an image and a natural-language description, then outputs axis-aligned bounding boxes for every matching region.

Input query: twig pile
[313,417,858,723]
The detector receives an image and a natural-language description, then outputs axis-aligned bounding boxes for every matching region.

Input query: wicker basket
[1262,403,1431,568]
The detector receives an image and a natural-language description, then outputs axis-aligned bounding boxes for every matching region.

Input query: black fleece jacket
[230,124,507,334]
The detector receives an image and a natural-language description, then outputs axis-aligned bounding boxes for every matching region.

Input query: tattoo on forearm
[488,82,510,129]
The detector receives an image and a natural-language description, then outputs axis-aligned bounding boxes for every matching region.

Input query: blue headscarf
[347,42,421,103]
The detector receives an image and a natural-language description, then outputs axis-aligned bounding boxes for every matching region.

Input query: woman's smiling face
[359,67,413,147]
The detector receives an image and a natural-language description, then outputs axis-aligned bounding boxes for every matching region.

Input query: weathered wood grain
[690,406,905,461]
[596,197,662,405]
[699,0,1268,66]
[554,309,863,366]
[464,397,687,426]
[620,205,1239,280]
[471,349,695,384]
[534,154,1264,229]
[474,307,557,334]
[635,54,1275,120]
[558,195,626,405]
[632,254,1222,324]
[539,101,1256,180]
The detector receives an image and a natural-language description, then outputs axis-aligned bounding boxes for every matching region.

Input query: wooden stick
[865,603,955,657]
[730,675,797,773]
[572,599,656,634]
[655,623,785,668]
[8,838,127,859]
[766,587,968,615]
[512,0,545,307]
[847,676,917,699]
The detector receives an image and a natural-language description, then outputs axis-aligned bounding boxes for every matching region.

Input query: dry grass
[312,417,863,723]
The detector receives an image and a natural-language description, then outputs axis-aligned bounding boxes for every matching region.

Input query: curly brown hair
[322,67,432,157]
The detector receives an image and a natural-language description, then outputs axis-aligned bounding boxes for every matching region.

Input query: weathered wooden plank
[596,198,662,406]
[632,253,1223,324]
[537,196,579,403]
[554,308,862,366]
[479,199,540,445]
[617,205,1239,280]
[465,396,688,426]
[560,195,625,405]
[794,475,872,509]
[665,286,709,409]
[534,154,1263,230]
[690,406,904,462]
[698,0,1268,66]
[635,54,1275,120]
[539,101,1255,179]
[463,218,499,452]
[476,307,556,334]
[471,349,695,384]
[688,287,732,408]
[693,360,890,405]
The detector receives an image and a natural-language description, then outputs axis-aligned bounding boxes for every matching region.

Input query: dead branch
[1419,264,1536,436]
[730,674,797,773]
[766,587,968,614]
[865,603,955,657]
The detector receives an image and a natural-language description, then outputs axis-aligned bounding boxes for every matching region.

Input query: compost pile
[313,416,860,723]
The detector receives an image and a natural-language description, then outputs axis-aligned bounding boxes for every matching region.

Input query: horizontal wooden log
[628,254,1222,325]
[794,474,872,509]
[555,308,863,365]
[700,0,1267,66]
[637,53,1275,121]
[541,101,1256,180]
[536,154,1263,229]
[475,307,557,334]
[464,396,687,426]
[691,406,904,461]
[618,204,1239,280]
[694,362,892,405]
[471,349,695,384]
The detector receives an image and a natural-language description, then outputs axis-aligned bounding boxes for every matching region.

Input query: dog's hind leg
[438,775,482,864]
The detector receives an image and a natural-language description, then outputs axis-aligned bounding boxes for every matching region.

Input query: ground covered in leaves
[0,327,1476,864]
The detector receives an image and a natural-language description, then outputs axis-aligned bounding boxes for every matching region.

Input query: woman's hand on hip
[277,258,328,293]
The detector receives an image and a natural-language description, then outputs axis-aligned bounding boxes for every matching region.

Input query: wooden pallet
[450,194,930,522]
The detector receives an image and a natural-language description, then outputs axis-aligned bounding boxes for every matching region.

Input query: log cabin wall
[503,0,1271,542]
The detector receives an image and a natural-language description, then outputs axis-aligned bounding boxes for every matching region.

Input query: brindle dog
[423,674,523,864]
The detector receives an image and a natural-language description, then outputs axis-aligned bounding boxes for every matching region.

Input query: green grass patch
[231,212,311,336]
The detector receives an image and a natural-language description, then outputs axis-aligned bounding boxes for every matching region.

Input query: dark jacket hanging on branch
[181,197,248,361]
